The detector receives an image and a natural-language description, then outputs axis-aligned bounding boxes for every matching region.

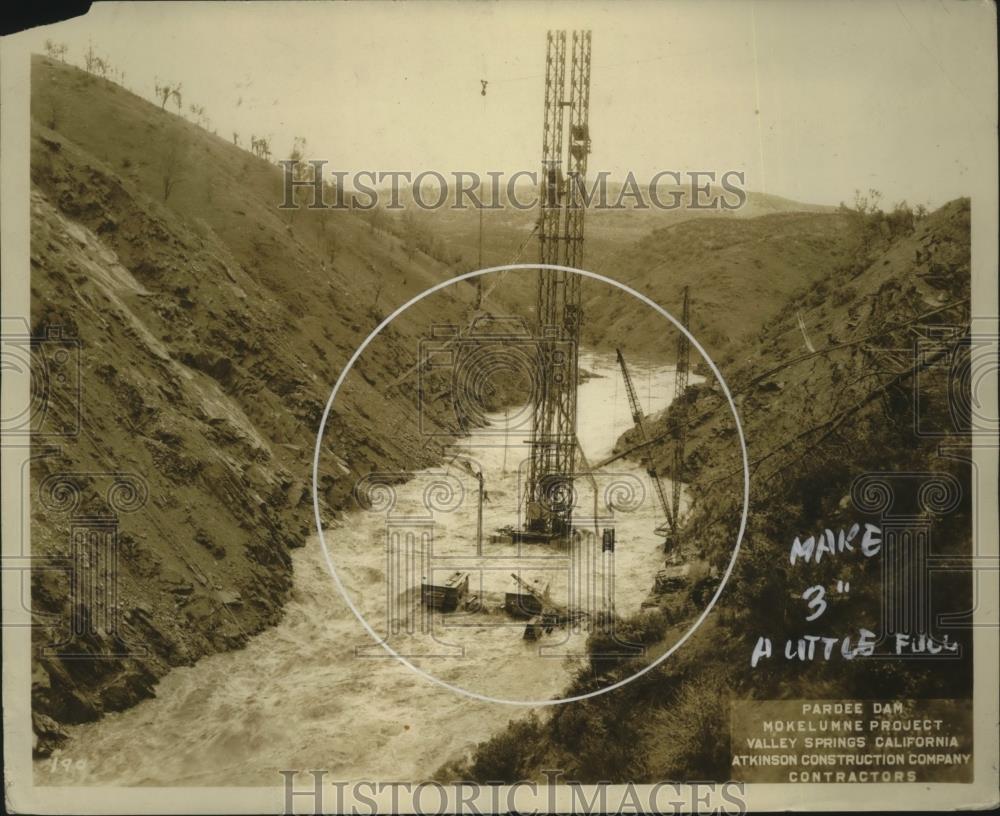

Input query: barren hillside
[28,54,480,753]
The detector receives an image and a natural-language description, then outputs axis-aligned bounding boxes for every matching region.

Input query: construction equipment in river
[508,573,588,640]
[616,347,674,542]
[613,286,692,551]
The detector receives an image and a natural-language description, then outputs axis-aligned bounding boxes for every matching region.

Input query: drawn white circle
[311,263,749,706]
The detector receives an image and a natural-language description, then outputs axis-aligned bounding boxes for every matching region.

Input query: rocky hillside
[450,198,973,782]
[28,55,483,754]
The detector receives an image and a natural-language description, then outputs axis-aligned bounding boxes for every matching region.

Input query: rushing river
[36,352,690,786]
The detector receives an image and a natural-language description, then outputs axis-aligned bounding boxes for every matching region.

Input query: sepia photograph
[1,1,997,812]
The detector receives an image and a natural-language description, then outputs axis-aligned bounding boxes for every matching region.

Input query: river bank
[35,351,682,785]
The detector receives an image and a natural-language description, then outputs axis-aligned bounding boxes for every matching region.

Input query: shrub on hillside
[642,673,731,779]
[461,714,544,782]
[586,609,668,675]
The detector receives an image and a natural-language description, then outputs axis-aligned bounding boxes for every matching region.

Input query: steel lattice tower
[525,30,592,538]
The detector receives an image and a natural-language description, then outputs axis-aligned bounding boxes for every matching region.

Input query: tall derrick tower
[524,30,592,539]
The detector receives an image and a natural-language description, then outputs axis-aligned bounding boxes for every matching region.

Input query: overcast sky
[11,0,997,208]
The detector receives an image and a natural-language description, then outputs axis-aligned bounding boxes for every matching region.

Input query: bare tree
[288,135,308,170]
[248,135,272,160]
[189,104,210,129]
[155,80,169,109]
[838,188,885,259]
[82,43,113,78]
[155,79,183,112]
[43,40,68,62]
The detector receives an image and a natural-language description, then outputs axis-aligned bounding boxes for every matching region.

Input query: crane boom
[510,573,545,601]
[615,348,674,533]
